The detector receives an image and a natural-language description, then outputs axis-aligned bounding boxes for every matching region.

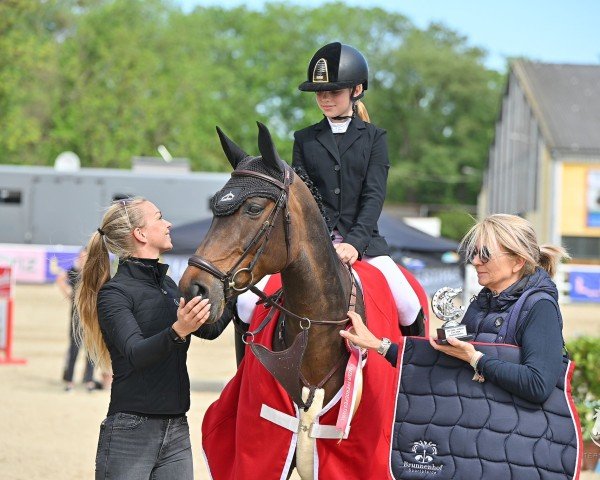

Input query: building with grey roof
[480,60,600,261]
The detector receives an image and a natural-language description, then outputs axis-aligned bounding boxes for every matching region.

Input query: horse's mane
[292,165,331,230]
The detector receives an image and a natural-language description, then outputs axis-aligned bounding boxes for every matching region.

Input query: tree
[55,0,181,167]
[0,0,503,208]
[0,0,71,164]
[367,23,503,205]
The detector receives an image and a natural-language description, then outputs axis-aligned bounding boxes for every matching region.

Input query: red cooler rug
[202,261,401,479]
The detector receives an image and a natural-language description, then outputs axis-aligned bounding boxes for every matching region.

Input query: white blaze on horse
[179,123,402,479]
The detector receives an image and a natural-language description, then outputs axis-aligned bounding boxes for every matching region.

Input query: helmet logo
[312,58,329,83]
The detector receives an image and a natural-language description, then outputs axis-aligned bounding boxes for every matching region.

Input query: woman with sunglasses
[75,198,232,479]
[341,213,570,403]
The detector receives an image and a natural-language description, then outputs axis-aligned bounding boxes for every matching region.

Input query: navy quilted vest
[461,268,562,344]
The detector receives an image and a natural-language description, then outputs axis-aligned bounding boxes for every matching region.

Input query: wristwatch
[377,337,392,356]
[168,327,187,344]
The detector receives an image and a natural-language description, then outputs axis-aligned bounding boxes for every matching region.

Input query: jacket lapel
[315,118,341,164]
[338,117,366,157]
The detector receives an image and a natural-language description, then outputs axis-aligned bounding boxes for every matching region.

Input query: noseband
[187,166,293,300]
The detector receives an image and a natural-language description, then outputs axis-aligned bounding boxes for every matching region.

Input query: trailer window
[0,189,21,204]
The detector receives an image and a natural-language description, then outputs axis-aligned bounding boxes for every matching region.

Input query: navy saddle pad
[391,337,581,480]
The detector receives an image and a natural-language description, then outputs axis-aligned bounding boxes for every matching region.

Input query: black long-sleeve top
[97,258,231,416]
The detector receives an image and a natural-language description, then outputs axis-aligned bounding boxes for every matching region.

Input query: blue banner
[45,248,80,283]
[569,270,600,302]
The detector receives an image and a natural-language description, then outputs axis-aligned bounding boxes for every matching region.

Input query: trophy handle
[431,287,465,323]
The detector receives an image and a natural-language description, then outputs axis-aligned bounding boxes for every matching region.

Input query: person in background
[341,213,569,403]
[56,247,99,392]
[75,197,231,479]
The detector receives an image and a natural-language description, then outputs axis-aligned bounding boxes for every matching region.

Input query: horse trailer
[0,163,230,247]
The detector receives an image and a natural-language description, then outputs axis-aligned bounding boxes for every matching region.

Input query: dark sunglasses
[112,197,134,228]
[467,246,511,264]
[112,196,134,205]
[467,246,492,264]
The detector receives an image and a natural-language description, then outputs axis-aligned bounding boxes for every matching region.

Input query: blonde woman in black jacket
[76,198,231,479]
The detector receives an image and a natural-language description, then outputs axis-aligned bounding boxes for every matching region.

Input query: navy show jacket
[292,117,391,258]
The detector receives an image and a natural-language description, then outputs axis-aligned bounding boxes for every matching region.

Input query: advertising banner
[45,248,81,283]
[0,244,80,283]
[0,246,46,283]
[587,169,600,227]
[569,270,600,302]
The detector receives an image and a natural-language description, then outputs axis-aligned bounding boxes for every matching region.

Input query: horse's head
[179,122,315,322]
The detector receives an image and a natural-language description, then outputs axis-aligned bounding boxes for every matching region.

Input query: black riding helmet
[298,42,368,101]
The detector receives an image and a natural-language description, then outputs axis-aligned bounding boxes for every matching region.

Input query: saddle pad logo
[403,440,443,475]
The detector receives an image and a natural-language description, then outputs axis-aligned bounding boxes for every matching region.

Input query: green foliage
[565,336,600,439]
[0,0,503,206]
[0,0,69,164]
[376,24,503,205]
[435,210,476,241]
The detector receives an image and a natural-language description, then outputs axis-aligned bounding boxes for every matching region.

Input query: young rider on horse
[235,42,423,336]
[292,42,422,334]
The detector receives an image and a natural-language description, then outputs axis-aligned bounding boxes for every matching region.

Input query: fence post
[0,264,27,365]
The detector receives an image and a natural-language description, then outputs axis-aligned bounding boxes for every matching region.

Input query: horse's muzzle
[179,272,225,324]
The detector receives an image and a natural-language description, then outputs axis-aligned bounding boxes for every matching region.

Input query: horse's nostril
[190,282,207,300]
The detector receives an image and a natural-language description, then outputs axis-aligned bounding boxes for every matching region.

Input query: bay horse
[179,122,402,479]
[179,122,363,406]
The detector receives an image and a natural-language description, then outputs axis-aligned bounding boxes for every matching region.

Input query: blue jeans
[95,413,193,479]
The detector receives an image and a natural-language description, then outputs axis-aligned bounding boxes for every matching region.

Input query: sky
[176,0,600,71]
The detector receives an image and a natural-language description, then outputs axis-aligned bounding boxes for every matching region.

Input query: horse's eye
[246,203,264,216]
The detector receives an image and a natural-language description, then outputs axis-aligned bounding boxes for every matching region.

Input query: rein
[277,268,358,409]
[246,267,357,410]
[242,265,357,340]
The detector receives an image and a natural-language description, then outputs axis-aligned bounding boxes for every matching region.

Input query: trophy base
[435,334,474,345]
[435,324,474,345]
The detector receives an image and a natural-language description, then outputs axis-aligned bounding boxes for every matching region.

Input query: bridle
[187,165,293,301]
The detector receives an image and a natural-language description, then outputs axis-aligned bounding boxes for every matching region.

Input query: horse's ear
[257,122,283,173]
[216,126,248,169]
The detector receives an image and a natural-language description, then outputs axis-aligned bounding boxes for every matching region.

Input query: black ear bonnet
[210,155,285,216]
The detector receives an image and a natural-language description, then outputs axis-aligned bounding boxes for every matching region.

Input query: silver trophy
[431,287,473,344]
